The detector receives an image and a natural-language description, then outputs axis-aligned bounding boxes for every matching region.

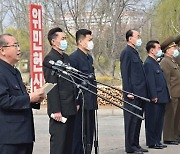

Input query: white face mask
[155,50,163,58]
[135,39,142,47]
[173,49,179,58]
[87,41,94,50]
[59,40,68,51]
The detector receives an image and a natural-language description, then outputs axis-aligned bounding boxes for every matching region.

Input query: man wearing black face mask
[144,40,170,149]
[120,29,148,154]
[43,27,77,154]
[70,29,98,154]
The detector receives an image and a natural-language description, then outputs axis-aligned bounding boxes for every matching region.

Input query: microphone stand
[67,70,144,111]
[50,65,144,154]
[67,70,151,104]
[67,70,150,102]
[53,67,144,120]
[96,81,150,102]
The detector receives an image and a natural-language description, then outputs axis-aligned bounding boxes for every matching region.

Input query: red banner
[29,4,44,92]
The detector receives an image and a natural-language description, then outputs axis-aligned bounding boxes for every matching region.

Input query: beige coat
[160,55,180,97]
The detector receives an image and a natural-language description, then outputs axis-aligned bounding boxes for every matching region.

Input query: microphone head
[88,73,95,81]
[81,80,88,87]
[49,60,55,65]
[56,60,63,65]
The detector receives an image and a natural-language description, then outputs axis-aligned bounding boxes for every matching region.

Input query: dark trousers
[124,99,144,153]
[163,97,180,141]
[72,107,95,154]
[145,102,165,146]
[49,115,75,154]
[0,143,33,154]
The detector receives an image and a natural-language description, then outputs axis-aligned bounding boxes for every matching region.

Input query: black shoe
[175,139,180,144]
[164,140,179,145]
[158,143,167,148]
[139,147,148,152]
[127,149,144,154]
[148,145,163,149]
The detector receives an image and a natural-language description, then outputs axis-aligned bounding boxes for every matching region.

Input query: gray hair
[0,33,13,47]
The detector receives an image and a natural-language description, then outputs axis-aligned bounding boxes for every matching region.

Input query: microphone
[49,60,80,73]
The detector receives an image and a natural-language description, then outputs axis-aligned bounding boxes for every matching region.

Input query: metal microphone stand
[67,70,150,103]
[52,67,144,119]
[66,70,145,111]
[51,66,144,154]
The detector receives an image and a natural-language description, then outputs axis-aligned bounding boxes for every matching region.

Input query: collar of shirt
[51,48,64,60]
[164,55,180,69]
[127,44,139,55]
[148,56,161,68]
[164,55,177,63]
[77,48,90,59]
[0,59,17,75]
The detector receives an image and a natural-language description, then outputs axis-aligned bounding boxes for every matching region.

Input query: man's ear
[0,48,5,56]
[51,39,55,46]
[150,49,154,54]
[166,48,170,54]
[78,38,84,45]
[129,36,132,42]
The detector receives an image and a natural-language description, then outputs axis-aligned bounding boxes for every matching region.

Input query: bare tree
[0,0,156,77]
[0,1,9,33]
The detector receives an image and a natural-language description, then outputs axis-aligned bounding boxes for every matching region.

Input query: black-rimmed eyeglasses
[2,44,20,48]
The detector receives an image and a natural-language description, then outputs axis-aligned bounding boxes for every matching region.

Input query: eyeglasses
[2,44,20,48]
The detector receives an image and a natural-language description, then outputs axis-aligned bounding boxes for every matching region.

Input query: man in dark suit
[0,33,45,154]
[144,40,170,149]
[43,27,77,154]
[69,29,98,154]
[120,30,148,154]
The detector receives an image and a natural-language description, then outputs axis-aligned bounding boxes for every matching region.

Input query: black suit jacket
[144,56,170,103]
[0,59,35,144]
[43,48,77,117]
[69,48,98,110]
[120,45,147,99]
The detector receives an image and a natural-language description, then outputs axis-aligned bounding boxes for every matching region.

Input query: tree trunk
[110,58,117,77]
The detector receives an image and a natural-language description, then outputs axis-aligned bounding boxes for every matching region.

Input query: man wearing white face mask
[120,30,148,153]
[43,27,77,154]
[144,40,170,149]
[160,37,180,145]
[70,29,98,154]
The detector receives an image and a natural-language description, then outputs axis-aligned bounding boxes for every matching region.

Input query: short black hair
[0,33,13,47]
[146,40,160,53]
[126,30,134,42]
[76,29,92,44]
[48,27,63,45]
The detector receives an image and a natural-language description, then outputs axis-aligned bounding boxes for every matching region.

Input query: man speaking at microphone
[70,29,98,154]
[0,33,45,154]
[43,27,77,154]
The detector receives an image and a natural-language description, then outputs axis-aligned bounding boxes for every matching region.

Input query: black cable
[61,71,87,154]
[94,109,99,154]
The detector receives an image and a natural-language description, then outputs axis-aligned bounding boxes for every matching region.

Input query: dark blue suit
[144,56,170,146]
[0,59,35,153]
[120,45,147,153]
[69,48,98,154]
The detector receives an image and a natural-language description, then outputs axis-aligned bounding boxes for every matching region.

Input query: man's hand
[152,98,158,103]
[127,93,134,100]
[52,112,62,122]
[77,105,80,111]
[29,88,45,103]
